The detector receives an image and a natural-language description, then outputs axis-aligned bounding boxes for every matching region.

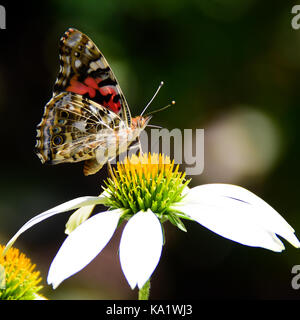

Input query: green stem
[138,279,150,300]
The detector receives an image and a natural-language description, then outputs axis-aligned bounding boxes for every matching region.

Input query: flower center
[0,245,44,300]
[103,153,190,217]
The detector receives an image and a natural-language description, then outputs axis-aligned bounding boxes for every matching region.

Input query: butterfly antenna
[141,81,164,117]
[147,124,163,129]
[144,100,176,117]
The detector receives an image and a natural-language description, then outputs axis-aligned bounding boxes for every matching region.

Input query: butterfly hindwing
[35,92,123,169]
[54,28,131,125]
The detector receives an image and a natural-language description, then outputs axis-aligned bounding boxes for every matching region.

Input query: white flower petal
[65,204,96,235]
[0,265,5,290]
[180,203,284,252]
[181,186,190,197]
[189,184,297,237]
[174,184,300,252]
[119,209,163,289]
[4,196,107,255]
[47,209,123,289]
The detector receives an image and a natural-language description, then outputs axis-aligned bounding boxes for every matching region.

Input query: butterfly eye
[74,51,80,57]
[52,135,64,146]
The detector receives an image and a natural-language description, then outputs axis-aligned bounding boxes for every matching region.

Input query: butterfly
[35,28,152,176]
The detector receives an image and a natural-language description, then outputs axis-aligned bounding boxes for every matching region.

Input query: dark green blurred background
[1,0,300,299]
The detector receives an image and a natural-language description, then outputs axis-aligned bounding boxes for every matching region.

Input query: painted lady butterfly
[35,28,151,175]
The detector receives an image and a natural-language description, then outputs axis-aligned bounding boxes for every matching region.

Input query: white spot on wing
[75,59,82,68]
[86,41,94,49]
[90,61,99,71]
[66,33,82,47]
[73,121,86,132]
[97,58,106,69]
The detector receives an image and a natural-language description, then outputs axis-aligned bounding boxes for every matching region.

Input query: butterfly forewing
[54,28,131,125]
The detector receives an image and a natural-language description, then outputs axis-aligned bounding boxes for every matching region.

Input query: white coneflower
[4,153,300,299]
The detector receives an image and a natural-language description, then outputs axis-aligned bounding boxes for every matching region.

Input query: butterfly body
[36,28,149,175]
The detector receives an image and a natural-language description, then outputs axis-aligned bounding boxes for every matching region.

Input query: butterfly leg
[128,138,143,156]
[107,161,114,176]
[137,136,143,156]
[128,143,139,150]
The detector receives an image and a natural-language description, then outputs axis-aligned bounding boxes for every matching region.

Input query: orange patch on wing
[84,77,99,89]
[67,78,96,98]
[66,76,121,113]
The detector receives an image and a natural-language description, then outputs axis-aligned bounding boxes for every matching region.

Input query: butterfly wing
[54,27,131,126]
[35,92,126,175]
